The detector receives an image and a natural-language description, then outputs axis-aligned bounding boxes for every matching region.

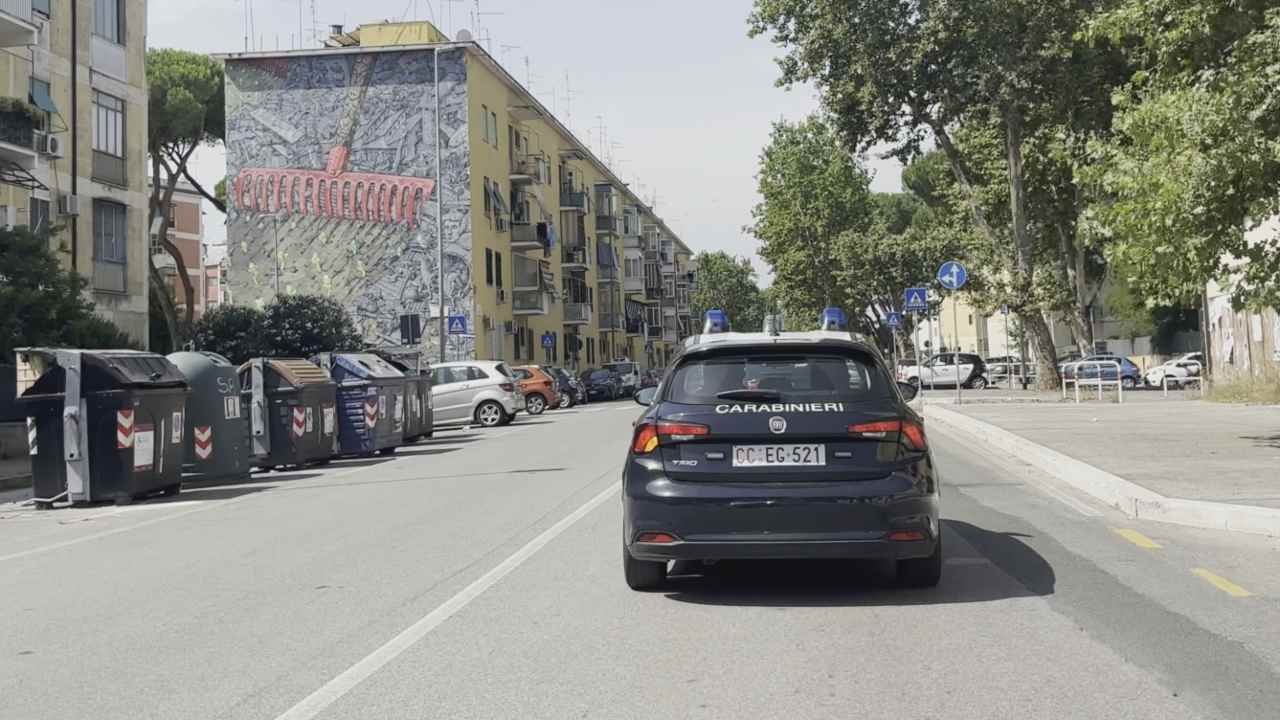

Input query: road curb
[925,405,1280,538]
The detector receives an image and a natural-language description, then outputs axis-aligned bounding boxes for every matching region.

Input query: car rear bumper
[623,471,939,562]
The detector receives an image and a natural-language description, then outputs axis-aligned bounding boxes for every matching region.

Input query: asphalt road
[2,400,1278,719]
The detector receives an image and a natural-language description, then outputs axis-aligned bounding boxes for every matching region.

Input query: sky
[148,0,904,283]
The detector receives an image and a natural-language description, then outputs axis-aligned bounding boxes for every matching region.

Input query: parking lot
[3,392,1280,719]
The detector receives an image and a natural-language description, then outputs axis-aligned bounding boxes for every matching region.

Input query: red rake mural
[233,53,435,229]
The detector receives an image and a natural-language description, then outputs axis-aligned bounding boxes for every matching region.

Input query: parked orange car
[511,366,559,415]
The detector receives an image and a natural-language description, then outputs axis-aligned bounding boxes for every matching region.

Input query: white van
[604,361,640,394]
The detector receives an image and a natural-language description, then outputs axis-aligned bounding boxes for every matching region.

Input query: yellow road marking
[1112,528,1162,550]
[1191,568,1254,598]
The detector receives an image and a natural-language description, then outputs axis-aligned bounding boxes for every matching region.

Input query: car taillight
[632,423,660,454]
[500,382,514,392]
[631,421,710,454]
[848,419,927,451]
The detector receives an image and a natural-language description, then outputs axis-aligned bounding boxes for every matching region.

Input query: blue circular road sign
[937,261,968,291]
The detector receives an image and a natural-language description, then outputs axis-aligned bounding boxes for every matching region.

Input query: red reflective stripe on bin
[116,409,135,448]
[292,407,306,438]
[364,399,378,429]
[194,426,213,460]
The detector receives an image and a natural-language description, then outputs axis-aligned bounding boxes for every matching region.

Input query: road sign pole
[1003,311,1011,390]
[927,305,936,394]
[953,300,961,405]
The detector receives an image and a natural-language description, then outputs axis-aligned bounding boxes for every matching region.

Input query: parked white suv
[1144,352,1204,389]
[430,361,520,428]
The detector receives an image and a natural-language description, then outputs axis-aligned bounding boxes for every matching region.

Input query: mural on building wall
[224,48,474,358]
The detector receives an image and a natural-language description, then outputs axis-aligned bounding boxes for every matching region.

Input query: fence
[1061,360,1124,404]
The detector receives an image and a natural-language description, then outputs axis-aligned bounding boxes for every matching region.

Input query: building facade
[148,179,220,319]
[0,0,150,343]
[221,21,693,369]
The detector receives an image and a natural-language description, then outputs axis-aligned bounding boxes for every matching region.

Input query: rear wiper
[715,389,782,401]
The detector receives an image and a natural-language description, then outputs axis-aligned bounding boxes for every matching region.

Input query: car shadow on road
[143,484,277,504]
[181,471,322,490]
[1241,433,1280,449]
[661,519,1054,607]
[392,447,462,457]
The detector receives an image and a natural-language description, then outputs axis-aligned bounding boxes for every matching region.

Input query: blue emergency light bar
[820,307,848,331]
[703,309,730,334]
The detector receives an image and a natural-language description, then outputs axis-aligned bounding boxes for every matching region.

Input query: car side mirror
[897,381,919,401]
[634,387,657,406]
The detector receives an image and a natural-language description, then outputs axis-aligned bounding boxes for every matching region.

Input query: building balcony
[560,189,589,213]
[598,312,623,331]
[0,109,37,170]
[597,264,620,284]
[512,289,552,315]
[563,302,592,326]
[511,221,551,252]
[644,285,662,302]
[513,253,547,291]
[623,275,643,293]
[0,0,38,48]
[510,154,549,185]
[625,318,644,336]
[562,244,589,270]
[646,325,663,340]
[595,213,619,235]
[662,328,678,343]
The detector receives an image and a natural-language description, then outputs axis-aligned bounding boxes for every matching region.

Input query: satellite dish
[455,29,473,41]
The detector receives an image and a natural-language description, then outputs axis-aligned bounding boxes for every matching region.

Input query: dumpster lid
[370,346,429,374]
[241,358,333,387]
[15,348,187,390]
[328,353,405,379]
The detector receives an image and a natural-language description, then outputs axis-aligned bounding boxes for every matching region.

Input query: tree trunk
[150,150,199,333]
[1055,223,1093,353]
[1022,310,1062,390]
[930,123,998,243]
[148,259,179,351]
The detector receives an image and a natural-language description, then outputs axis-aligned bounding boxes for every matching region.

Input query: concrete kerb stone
[924,404,1280,538]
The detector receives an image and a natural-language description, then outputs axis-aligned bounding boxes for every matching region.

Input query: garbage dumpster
[313,353,406,456]
[239,358,337,470]
[370,348,433,442]
[168,351,252,481]
[15,348,190,506]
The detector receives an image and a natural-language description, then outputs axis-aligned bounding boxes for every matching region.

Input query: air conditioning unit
[496,288,507,304]
[57,193,79,216]
[35,132,62,157]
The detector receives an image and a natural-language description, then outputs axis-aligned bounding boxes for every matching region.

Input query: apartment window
[483,177,491,217]
[29,78,53,131]
[28,197,50,235]
[92,200,127,293]
[33,0,51,16]
[490,111,499,149]
[94,0,124,44]
[646,306,660,327]
[495,251,503,289]
[624,257,640,279]
[484,248,494,286]
[92,91,126,185]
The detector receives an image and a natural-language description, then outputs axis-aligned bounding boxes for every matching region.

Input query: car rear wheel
[475,401,504,428]
[896,537,942,588]
[623,545,668,591]
[1121,377,1137,390]
[969,376,988,390]
[526,393,546,415]
[558,393,572,409]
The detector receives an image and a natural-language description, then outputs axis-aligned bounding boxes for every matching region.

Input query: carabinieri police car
[623,308,940,590]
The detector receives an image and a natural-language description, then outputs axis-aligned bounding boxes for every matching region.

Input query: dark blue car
[622,323,940,591]
[1062,354,1143,389]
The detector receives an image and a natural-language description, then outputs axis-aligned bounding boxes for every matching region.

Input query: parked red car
[511,366,559,415]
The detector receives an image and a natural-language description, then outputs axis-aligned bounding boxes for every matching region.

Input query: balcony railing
[623,275,643,293]
[0,110,37,170]
[510,154,549,185]
[0,0,37,48]
[562,244,589,269]
[564,302,592,325]
[597,264,619,283]
[646,325,663,340]
[598,312,623,331]
[511,221,551,251]
[560,189,589,213]
[595,214,619,234]
[512,289,551,315]
[644,285,662,302]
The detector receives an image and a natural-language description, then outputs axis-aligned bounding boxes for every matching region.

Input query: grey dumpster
[168,351,253,481]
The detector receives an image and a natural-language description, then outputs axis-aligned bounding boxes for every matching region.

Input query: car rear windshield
[587,370,611,381]
[605,363,636,373]
[666,350,891,405]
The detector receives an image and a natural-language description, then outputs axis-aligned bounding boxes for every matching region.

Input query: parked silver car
[429,361,520,428]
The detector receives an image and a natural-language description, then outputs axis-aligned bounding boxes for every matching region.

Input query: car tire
[907,377,921,388]
[896,536,942,588]
[377,447,396,456]
[969,376,988,390]
[1121,377,1137,390]
[475,401,505,428]
[623,545,668,591]
[558,393,572,409]
[526,393,546,415]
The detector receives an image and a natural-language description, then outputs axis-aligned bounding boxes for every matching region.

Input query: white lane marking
[272,482,617,720]
[0,464,373,564]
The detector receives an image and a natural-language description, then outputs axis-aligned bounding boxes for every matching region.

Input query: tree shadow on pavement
[662,519,1054,607]
[1241,433,1280,449]
[392,447,462,457]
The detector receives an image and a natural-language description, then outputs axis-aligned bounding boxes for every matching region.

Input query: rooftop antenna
[309,0,319,46]
[472,0,502,52]
[298,0,304,49]
[441,0,463,36]
[499,43,520,68]
[564,71,573,127]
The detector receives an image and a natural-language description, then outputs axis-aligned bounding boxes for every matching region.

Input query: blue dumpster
[314,353,406,456]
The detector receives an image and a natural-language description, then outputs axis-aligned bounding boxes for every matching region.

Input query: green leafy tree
[259,295,363,359]
[1087,3,1280,308]
[751,116,874,329]
[191,305,265,365]
[0,227,135,359]
[147,48,226,345]
[689,251,765,332]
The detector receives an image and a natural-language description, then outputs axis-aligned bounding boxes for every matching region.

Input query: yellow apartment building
[0,0,150,343]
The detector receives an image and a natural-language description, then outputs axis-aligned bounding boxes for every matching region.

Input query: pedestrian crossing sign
[904,287,928,312]
[447,315,468,335]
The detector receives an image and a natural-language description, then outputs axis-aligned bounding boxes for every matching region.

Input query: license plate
[732,444,826,467]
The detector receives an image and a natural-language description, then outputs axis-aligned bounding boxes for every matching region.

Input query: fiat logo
[768,416,787,434]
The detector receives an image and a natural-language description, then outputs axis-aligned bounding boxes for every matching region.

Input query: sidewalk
[925,398,1280,535]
